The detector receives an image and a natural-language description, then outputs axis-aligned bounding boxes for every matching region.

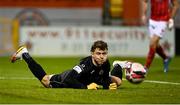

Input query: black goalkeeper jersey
[50,56,112,89]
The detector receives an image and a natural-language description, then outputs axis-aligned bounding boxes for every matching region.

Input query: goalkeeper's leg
[22,53,47,81]
[11,46,50,87]
[22,53,50,87]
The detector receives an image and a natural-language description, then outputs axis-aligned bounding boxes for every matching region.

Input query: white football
[125,62,146,84]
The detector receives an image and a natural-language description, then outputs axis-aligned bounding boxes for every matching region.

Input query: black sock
[111,64,123,79]
[22,53,46,81]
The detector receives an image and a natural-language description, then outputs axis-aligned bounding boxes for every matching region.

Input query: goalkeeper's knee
[41,75,53,88]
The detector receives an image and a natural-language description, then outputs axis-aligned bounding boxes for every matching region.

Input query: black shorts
[49,70,71,88]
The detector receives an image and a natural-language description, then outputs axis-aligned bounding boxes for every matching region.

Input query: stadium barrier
[20,26,175,57]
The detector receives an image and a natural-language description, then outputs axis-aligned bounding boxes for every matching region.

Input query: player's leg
[144,19,165,71]
[163,56,172,72]
[11,46,48,87]
[145,20,171,72]
[23,53,47,81]
[144,35,160,70]
[154,19,170,62]
[156,44,172,72]
[48,72,70,88]
[41,74,53,88]
[156,44,167,59]
[37,72,70,88]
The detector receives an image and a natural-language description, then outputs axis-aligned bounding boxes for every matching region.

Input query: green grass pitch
[0,56,180,104]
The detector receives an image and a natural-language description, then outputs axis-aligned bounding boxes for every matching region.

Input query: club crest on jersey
[99,70,104,75]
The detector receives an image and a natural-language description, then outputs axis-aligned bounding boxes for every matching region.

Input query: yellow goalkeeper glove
[109,83,117,90]
[87,83,99,90]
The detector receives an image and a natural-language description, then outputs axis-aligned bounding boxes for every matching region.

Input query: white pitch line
[122,78,180,85]
[0,77,180,85]
[0,77,36,80]
[144,80,180,85]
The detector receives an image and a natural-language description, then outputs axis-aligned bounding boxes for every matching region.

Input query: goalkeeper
[11,40,123,90]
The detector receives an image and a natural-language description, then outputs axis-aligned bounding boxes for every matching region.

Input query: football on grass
[125,62,146,84]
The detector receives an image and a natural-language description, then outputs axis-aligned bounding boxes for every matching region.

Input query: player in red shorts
[142,0,179,72]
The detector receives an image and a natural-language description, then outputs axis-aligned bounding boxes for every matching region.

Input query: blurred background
[0,0,180,57]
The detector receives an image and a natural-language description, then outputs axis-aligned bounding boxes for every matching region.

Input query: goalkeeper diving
[11,40,144,90]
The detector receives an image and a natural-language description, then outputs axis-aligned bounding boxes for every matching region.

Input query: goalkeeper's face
[91,48,108,66]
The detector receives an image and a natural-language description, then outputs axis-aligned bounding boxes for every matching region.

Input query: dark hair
[90,40,108,52]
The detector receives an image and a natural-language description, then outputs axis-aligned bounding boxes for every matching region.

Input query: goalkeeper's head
[91,40,108,66]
